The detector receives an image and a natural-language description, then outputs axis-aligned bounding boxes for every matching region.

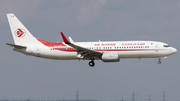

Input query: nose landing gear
[158,59,161,64]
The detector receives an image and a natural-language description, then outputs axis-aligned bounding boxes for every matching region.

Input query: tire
[158,61,161,64]
[89,61,95,67]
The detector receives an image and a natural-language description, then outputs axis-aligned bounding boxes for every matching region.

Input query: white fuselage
[14,40,177,60]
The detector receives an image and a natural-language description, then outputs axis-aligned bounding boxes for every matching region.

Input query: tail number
[15,28,26,38]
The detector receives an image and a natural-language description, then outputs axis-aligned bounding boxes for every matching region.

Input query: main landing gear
[89,60,95,67]
[158,59,161,64]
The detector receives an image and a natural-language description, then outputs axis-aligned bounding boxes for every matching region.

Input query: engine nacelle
[101,53,119,62]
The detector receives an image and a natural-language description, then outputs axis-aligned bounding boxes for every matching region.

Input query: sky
[0,0,180,101]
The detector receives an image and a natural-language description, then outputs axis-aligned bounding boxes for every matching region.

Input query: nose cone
[171,48,177,54]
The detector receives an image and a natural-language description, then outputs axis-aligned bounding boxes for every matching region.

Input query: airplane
[6,13,177,67]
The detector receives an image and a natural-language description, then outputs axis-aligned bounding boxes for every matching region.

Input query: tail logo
[15,28,26,38]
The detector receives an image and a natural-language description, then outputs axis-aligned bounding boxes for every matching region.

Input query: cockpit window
[163,45,170,47]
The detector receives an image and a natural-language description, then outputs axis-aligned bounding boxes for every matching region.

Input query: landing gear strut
[158,59,161,64]
[89,60,95,67]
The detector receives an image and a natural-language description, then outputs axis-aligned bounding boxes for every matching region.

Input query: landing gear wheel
[89,61,95,67]
[158,61,161,64]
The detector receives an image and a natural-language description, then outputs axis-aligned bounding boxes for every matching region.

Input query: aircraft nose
[171,48,177,54]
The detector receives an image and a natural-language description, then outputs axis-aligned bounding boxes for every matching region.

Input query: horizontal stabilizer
[6,43,26,48]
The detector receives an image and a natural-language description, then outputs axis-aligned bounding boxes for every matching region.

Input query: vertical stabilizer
[7,13,41,46]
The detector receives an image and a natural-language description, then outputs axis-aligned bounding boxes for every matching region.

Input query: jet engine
[101,53,119,62]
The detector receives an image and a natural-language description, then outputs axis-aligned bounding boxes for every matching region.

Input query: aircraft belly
[39,49,78,60]
[118,50,170,58]
[118,51,154,58]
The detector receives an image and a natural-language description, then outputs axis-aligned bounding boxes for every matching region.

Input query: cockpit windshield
[163,45,170,47]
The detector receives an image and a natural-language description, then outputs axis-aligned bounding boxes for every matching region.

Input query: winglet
[69,37,74,43]
[60,32,70,44]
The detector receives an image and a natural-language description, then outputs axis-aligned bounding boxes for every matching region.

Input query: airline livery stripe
[37,39,168,52]
[51,48,168,52]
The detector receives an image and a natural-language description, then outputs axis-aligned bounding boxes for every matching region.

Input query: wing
[60,32,102,59]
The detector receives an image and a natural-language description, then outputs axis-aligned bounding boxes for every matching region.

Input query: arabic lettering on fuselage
[122,43,145,46]
[94,43,145,46]
[94,43,116,46]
